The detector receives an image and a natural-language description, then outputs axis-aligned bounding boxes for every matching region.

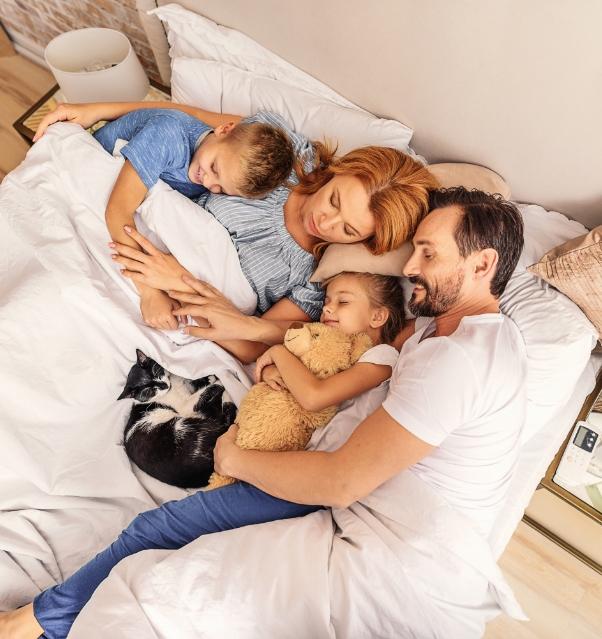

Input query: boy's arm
[105,160,175,327]
[105,160,148,249]
[34,101,242,140]
[267,346,392,411]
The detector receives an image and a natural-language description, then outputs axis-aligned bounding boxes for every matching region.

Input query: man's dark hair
[428,187,524,298]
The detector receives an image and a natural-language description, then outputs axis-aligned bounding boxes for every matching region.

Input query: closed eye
[211,162,219,177]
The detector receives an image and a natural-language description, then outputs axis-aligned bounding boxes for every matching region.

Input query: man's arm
[217,407,434,508]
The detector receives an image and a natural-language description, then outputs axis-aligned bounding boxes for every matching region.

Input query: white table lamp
[44,28,149,103]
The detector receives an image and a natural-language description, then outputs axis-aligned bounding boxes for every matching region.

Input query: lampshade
[44,28,149,103]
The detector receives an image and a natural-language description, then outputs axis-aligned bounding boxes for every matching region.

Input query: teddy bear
[207,322,373,489]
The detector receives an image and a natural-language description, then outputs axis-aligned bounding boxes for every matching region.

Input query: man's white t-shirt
[382,313,527,538]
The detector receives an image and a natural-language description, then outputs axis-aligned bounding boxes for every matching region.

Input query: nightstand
[13,79,171,145]
[524,365,602,574]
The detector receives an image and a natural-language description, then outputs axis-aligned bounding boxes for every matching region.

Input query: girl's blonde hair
[324,271,406,344]
[296,143,438,256]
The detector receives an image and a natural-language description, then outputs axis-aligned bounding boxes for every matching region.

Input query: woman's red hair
[295,143,438,255]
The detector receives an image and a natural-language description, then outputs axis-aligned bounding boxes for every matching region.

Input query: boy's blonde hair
[225,123,294,198]
[324,271,406,344]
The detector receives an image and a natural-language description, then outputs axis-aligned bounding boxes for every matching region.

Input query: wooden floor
[1,52,601,638]
[0,51,54,180]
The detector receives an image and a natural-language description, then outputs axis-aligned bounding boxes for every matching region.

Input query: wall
[0,0,160,81]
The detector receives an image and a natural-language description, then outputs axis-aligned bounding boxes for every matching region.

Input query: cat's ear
[117,386,135,400]
[136,349,148,366]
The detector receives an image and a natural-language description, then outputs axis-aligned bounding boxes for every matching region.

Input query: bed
[0,1,600,637]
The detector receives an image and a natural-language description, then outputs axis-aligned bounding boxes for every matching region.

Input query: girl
[0,271,404,639]
[255,272,405,412]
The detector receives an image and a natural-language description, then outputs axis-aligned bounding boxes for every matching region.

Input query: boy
[93,108,294,329]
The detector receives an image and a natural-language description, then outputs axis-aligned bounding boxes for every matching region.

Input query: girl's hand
[110,226,189,291]
[213,424,241,476]
[140,288,182,330]
[255,346,284,383]
[33,103,104,141]
[168,276,255,341]
[259,365,287,391]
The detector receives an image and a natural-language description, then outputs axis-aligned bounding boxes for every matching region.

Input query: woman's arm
[169,280,310,363]
[215,407,434,508]
[33,101,242,141]
[110,230,311,362]
[257,345,391,411]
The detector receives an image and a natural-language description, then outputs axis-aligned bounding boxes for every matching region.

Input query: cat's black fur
[118,349,236,488]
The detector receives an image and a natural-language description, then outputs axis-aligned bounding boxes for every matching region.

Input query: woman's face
[300,175,375,244]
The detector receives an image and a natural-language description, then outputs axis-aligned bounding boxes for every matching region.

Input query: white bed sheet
[490,353,601,557]
[0,124,254,610]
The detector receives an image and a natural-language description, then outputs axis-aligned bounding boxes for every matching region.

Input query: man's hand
[140,288,182,330]
[213,424,241,476]
[33,103,104,141]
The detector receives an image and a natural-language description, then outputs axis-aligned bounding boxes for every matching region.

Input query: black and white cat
[118,350,236,488]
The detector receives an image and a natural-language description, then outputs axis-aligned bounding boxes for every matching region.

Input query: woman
[33,101,437,362]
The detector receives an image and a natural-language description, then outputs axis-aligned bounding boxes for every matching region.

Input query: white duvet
[0,125,525,637]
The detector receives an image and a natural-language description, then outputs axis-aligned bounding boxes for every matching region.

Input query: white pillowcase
[150,3,359,108]
[500,204,597,443]
[170,57,415,155]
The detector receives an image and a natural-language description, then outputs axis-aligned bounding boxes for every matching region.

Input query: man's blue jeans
[33,482,319,639]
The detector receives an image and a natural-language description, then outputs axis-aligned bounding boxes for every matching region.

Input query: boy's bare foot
[0,604,43,639]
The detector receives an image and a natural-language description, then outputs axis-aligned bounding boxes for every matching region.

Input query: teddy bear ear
[349,332,373,364]
[309,322,327,336]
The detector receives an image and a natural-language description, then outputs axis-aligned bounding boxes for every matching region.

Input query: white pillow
[170,57,415,156]
[500,204,597,443]
[150,3,359,108]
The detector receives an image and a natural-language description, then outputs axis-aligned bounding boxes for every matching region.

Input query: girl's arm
[258,345,391,411]
[214,407,434,508]
[33,101,242,141]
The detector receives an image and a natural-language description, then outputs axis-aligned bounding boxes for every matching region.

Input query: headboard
[136,0,602,229]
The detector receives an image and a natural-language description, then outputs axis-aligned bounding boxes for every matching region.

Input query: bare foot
[0,604,43,639]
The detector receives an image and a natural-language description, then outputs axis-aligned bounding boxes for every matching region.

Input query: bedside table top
[13,80,171,144]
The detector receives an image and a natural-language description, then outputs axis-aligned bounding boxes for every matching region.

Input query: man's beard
[407,270,464,317]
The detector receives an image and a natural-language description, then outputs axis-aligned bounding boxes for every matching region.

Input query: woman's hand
[168,276,257,341]
[33,103,105,141]
[213,424,242,476]
[140,288,182,330]
[254,346,285,384]
[110,226,189,292]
